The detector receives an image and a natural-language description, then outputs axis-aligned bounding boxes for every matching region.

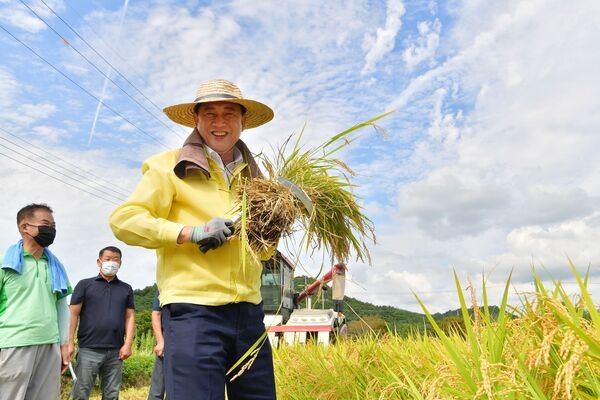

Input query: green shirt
[0,250,70,348]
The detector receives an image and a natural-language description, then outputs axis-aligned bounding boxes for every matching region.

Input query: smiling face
[193,101,246,163]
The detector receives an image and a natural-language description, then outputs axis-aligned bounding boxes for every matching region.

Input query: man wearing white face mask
[68,246,135,400]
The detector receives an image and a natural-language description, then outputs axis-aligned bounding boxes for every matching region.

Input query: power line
[62,0,181,127]
[0,126,133,199]
[18,0,185,141]
[0,145,124,206]
[0,23,170,150]
[41,0,170,116]
[0,138,126,203]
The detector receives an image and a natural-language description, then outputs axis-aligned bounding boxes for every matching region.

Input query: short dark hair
[17,203,53,225]
[99,246,122,259]
[193,102,247,115]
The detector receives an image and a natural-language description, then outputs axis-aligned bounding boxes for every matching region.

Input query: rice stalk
[235,111,393,263]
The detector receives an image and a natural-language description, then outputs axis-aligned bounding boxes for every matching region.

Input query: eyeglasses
[26,223,57,229]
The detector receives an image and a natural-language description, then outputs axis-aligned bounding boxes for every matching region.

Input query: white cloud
[506,215,600,263]
[399,169,509,239]
[362,0,405,74]
[31,124,67,142]
[427,87,462,143]
[0,0,65,34]
[1,103,57,126]
[402,18,441,70]
[0,67,18,107]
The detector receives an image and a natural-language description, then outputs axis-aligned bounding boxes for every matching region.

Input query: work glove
[191,217,235,253]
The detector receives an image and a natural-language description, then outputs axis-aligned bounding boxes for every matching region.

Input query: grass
[60,384,148,400]
[61,263,600,399]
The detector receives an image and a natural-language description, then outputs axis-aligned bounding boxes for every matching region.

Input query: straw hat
[163,79,274,129]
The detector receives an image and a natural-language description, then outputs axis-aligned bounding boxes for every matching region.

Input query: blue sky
[1,0,599,313]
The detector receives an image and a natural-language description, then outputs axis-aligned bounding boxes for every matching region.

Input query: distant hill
[132,277,497,338]
[132,279,425,319]
[133,278,430,336]
[431,305,503,321]
[133,276,499,336]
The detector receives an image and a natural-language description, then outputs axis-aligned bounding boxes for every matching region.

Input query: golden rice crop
[234,112,393,263]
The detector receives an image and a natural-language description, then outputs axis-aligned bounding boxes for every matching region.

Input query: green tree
[134,284,157,313]
[348,315,388,337]
[438,315,466,337]
[136,310,152,339]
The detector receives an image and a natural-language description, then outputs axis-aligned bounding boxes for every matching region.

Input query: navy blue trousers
[162,302,276,400]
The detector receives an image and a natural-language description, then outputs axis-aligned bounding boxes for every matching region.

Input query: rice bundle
[236,177,302,253]
[235,111,392,264]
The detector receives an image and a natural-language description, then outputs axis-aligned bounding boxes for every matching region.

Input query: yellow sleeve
[109,153,185,249]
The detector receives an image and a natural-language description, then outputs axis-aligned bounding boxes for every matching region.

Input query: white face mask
[101,261,120,277]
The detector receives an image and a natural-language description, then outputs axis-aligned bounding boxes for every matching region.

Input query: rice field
[61,263,600,399]
[274,263,600,399]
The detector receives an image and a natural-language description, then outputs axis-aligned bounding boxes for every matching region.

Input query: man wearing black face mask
[0,203,72,400]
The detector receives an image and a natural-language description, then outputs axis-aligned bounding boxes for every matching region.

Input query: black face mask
[33,225,56,248]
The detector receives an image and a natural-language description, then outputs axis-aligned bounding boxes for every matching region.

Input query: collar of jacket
[173,129,262,179]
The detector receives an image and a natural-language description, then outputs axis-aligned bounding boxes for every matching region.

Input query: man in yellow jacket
[109,79,276,400]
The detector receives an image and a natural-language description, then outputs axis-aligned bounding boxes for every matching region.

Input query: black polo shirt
[71,275,135,349]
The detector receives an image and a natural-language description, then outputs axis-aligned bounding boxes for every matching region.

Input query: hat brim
[163,98,274,129]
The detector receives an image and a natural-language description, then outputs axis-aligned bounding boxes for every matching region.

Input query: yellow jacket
[109,135,264,306]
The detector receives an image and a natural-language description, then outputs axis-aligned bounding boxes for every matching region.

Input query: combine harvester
[261,253,347,347]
